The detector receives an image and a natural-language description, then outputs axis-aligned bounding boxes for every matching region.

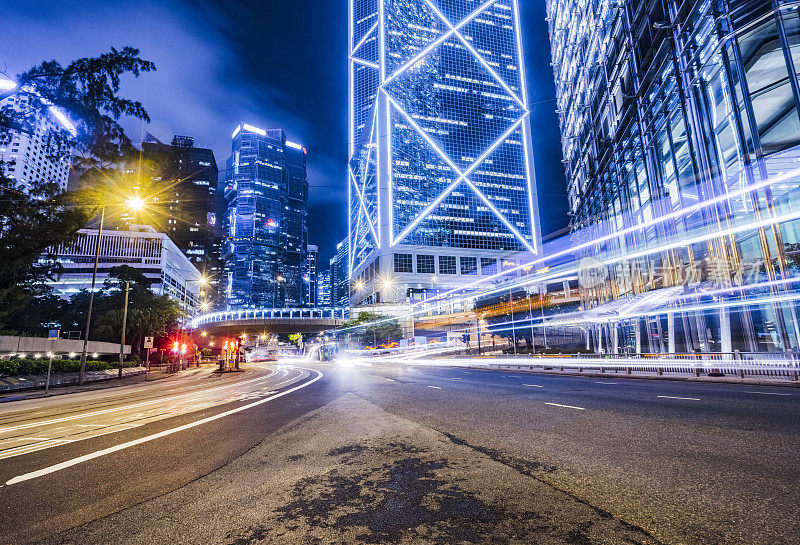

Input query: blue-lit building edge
[545,0,800,352]
[348,0,542,309]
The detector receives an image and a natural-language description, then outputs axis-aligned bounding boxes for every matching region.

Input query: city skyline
[1,2,800,544]
[0,0,565,265]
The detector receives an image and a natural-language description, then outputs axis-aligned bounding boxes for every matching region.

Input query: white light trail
[420,166,800,306]
[6,369,322,486]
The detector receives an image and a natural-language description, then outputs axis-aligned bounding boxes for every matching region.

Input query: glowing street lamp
[80,195,151,385]
[127,196,145,212]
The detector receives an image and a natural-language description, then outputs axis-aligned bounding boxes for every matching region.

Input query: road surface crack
[439,431,668,545]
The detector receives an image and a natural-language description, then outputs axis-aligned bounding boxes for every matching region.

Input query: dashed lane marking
[657,395,701,401]
[427,386,442,390]
[744,391,791,396]
[523,384,543,388]
[545,402,585,411]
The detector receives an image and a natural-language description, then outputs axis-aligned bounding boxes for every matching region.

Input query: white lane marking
[427,386,442,390]
[594,381,618,385]
[451,378,462,380]
[523,384,543,388]
[0,371,282,433]
[0,439,75,460]
[545,402,585,411]
[6,369,322,486]
[744,391,792,396]
[657,395,701,401]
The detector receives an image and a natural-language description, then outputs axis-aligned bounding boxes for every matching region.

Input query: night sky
[0,0,567,264]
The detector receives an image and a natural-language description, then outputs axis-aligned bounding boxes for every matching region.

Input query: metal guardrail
[469,352,799,380]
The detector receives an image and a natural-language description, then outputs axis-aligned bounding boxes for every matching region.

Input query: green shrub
[0,359,19,376]
[0,358,117,376]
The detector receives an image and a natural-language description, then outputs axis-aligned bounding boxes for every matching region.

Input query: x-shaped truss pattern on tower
[349,0,538,276]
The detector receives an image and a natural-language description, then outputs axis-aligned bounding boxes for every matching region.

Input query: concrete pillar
[613,324,619,354]
[720,304,732,354]
[634,319,641,354]
[597,325,603,354]
[668,312,676,354]
[585,328,591,352]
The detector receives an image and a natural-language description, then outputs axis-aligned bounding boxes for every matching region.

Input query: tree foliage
[0,47,155,328]
[340,311,402,347]
[4,266,181,353]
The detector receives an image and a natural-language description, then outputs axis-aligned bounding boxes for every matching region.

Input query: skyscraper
[0,93,74,193]
[547,0,800,353]
[224,124,309,309]
[305,244,318,306]
[317,268,332,307]
[330,237,350,308]
[140,135,219,274]
[348,0,540,308]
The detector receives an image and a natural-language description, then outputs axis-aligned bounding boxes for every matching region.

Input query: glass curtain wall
[547,0,800,352]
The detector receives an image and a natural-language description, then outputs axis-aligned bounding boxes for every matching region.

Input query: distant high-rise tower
[348,0,540,308]
[224,124,309,309]
[305,244,318,306]
[141,135,219,274]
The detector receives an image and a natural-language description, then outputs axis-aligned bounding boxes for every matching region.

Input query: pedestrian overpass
[190,307,349,336]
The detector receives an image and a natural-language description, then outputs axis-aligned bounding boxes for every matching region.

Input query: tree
[0,47,155,328]
[340,311,402,347]
[78,267,180,355]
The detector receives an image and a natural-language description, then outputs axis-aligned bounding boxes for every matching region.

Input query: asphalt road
[0,358,798,544]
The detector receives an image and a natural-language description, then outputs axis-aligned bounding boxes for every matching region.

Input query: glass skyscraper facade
[223,124,309,310]
[348,0,541,308]
[547,0,800,352]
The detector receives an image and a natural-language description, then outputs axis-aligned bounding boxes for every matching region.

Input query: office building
[330,237,350,308]
[44,224,204,314]
[305,244,318,306]
[224,124,309,309]
[348,0,541,309]
[547,0,800,352]
[0,92,74,193]
[317,268,332,307]
[140,135,219,269]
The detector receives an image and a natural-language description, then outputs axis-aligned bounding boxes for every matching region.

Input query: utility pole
[79,206,105,386]
[118,281,130,379]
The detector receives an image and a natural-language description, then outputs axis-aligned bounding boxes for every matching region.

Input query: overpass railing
[191,307,350,329]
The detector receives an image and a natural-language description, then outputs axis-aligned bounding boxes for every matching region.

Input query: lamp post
[78,205,105,385]
[79,196,146,385]
[118,280,130,379]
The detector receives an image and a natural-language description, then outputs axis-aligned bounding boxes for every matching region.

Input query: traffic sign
[48,329,60,340]
[144,337,154,349]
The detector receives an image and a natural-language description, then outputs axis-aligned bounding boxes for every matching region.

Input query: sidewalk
[0,365,213,402]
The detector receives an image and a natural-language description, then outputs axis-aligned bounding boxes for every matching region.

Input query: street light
[79,196,151,385]
[127,196,145,212]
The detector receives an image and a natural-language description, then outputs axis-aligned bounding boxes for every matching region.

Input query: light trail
[334,201,800,335]
[5,368,323,485]
[416,166,800,306]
